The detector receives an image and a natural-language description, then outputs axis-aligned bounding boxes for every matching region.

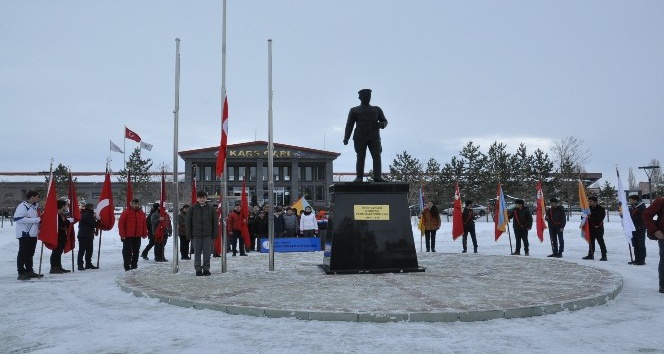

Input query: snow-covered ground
[1,213,663,354]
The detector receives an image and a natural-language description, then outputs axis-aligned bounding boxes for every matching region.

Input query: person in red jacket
[226,203,246,256]
[643,197,664,294]
[119,199,148,271]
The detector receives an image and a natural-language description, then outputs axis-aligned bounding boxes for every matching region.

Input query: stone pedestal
[320,182,424,274]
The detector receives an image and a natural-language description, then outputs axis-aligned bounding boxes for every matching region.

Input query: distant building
[179,141,340,210]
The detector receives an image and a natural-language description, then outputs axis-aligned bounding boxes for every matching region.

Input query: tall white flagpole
[268,39,275,271]
[220,0,228,273]
[172,38,181,274]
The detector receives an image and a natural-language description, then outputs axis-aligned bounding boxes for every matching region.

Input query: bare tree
[550,136,591,204]
[627,167,637,190]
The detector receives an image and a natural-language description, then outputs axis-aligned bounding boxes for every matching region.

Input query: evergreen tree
[459,141,487,203]
[531,148,555,199]
[597,180,617,211]
[422,157,444,206]
[387,151,423,204]
[117,147,155,206]
[47,163,77,198]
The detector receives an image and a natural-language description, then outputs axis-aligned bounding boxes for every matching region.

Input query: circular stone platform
[116,253,623,323]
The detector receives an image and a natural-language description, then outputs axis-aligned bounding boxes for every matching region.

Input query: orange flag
[578,180,591,243]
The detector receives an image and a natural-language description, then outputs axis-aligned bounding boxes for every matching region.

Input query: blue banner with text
[259,237,321,253]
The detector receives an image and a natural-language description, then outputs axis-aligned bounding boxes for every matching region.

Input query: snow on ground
[0,213,662,354]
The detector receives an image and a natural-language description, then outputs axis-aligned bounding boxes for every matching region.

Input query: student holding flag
[583,196,607,261]
[50,200,73,274]
[508,199,533,256]
[462,200,478,254]
[420,201,441,252]
[627,195,647,265]
[77,203,98,270]
[14,191,42,280]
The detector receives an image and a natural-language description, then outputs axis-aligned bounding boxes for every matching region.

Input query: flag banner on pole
[616,169,636,244]
[64,173,81,254]
[535,180,547,242]
[578,180,591,243]
[190,168,197,205]
[494,183,509,241]
[240,179,251,247]
[95,171,116,231]
[39,171,59,250]
[140,141,153,151]
[216,95,229,177]
[417,185,425,236]
[126,170,133,209]
[452,182,464,240]
[154,170,170,243]
[110,140,124,153]
[291,197,314,214]
[125,126,141,143]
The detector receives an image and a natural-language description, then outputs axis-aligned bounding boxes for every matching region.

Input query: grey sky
[1,1,662,185]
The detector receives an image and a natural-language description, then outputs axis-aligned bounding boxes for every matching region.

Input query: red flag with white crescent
[216,96,228,177]
[39,172,59,250]
[451,182,464,240]
[125,126,141,143]
[95,171,115,231]
[64,173,80,253]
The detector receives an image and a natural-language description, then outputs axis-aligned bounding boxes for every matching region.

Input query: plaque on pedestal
[320,182,425,274]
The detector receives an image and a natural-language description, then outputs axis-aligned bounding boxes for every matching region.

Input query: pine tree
[116,147,155,206]
[387,151,423,204]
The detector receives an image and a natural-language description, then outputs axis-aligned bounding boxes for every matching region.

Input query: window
[300,166,313,182]
[273,166,281,181]
[204,166,212,181]
[315,165,325,182]
[227,166,235,181]
[283,166,291,181]
[238,166,246,182]
[315,186,325,202]
[249,166,257,181]
[303,186,313,200]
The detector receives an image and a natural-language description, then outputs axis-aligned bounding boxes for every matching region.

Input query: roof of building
[179,140,341,158]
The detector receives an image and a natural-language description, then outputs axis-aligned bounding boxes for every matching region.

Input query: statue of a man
[343,89,388,182]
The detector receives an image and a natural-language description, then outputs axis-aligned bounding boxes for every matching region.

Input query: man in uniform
[343,88,388,182]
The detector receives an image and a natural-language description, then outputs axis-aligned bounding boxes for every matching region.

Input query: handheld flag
[154,170,169,243]
[578,180,591,243]
[417,185,425,236]
[240,179,251,247]
[110,140,124,153]
[95,171,115,231]
[216,96,229,177]
[126,169,133,209]
[452,182,464,240]
[494,183,509,241]
[64,173,80,254]
[616,169,635,244]
[125,126,141,143]
[535,180,547,242]
[291,197,314,214]
[39,171,59,250]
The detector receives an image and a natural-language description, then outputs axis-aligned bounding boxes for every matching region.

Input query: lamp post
[638,165,660,204]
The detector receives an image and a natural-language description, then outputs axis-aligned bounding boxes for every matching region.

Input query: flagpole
[220,0,228,273]
[123,126,126,170]
[69,169,75,273]
[267,39,275,271]
[97,158,110,269]
[169,38,181,273]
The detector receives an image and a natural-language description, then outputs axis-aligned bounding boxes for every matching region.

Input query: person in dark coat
[273,206,286,237]
[185,191,219,276]
[141,203,160,260]
[462,200,478,254]
[627,195,647,265]
[545,198,567,258]
[508,199,533,256]
[642,197,664,294]
[177,205,190,260]
[77,203,98,270]
[251,210,268,251]
[583,196,607,261]
[50,200,72,274]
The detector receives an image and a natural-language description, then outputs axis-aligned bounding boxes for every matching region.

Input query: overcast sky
[1,1,662,185]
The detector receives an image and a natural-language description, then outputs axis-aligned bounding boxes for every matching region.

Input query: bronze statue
[343,89,388,182]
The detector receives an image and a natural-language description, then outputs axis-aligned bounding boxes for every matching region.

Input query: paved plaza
[117,252,623,323]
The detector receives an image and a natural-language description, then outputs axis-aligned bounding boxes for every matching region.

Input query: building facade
[179,141,340,210]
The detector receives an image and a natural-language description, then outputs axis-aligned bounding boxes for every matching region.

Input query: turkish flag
[39,172,59,250]
[451,182,464,240]
[535,180,547,242]
[154,170,168,243]
[125,126,141,143]
[240,179,251,247]
[95,171,116,231]
[64,173,80,253]
[216,96,228,177]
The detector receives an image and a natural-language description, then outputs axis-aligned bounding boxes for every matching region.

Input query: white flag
[110,140,124,153]
[140,141,153,151]
[617,169,635,244]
